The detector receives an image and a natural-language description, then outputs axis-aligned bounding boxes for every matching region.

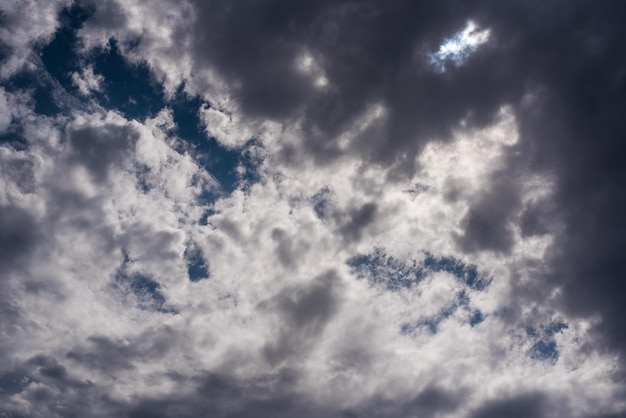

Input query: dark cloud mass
[1,0,626,417]
[185,0,626,356]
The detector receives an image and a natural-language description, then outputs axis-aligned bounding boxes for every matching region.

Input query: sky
[1,1,626,417]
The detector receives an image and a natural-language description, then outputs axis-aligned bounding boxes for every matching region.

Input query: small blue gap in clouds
[0,128,28,151]
[91,39,166,120]
[423,253,489,290]
[3,71,59,117]
[130,274,165,306]
[1,4,89,126]
[184,244,210,282]
[311,186,333,220]
[347,248,421,291]
[347,249,490,291]
[544,321,568,336]
[41,4,94,88]
[348,249,491,335]
[170,90,265,197]
[199,208,217,226]
[529,340,559,363]
[525,320,568,363]
[126,273,176,313]
[115,252,176,313]
[169,90,240,196]
[469,310,484,326]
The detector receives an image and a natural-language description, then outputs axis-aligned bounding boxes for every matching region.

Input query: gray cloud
[456,171,521,254]
[67,121,139,183]
[0,204,40,272]
[262,270,340,366]
[66,326,178,374]
[337,202,378,243]
[470,392,546,418]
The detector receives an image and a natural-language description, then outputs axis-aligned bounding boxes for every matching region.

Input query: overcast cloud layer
[1,1,626,417]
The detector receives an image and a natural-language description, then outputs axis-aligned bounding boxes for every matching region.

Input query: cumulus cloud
[71,65,103,96]
[1,1,626,417]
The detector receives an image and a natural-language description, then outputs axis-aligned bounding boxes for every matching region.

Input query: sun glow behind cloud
[429,21,491,72]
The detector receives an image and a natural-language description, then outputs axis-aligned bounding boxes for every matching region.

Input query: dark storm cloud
[519,198,554,238]
[456,170,521,254]
[178,0,626,364]
[189,0,496,170]
[473,1,626,364]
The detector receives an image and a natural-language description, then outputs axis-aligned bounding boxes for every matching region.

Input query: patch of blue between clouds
[184,244,210,282]
[25,5,262,198]
[347,248,490,291]
[526,321,568,363]
[0,5,88,121]
[115,251,176,313]
[400,290,478,335]
[469,309,484,327]
[311,186,333,220]
[348,248,488,332]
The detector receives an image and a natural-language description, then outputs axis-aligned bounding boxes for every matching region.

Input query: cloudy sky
[1,1,626,417]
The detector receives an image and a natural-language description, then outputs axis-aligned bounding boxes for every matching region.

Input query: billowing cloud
[1,1,626,417]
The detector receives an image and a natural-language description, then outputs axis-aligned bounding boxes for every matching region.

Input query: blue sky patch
[0,125,28,151]
[469,310,484,327]
[114,253,175,313]
[422,253,490,290]
[348,249,490,291]
[311,187,333,220]
[525,321,568,363]
[348,248,422,290]
[40,4,93,88]
[529,340,559,363]
[185,244,210,282]
[27,4,260,198]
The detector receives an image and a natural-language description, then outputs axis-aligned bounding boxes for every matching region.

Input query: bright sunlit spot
[429,20,491,72]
